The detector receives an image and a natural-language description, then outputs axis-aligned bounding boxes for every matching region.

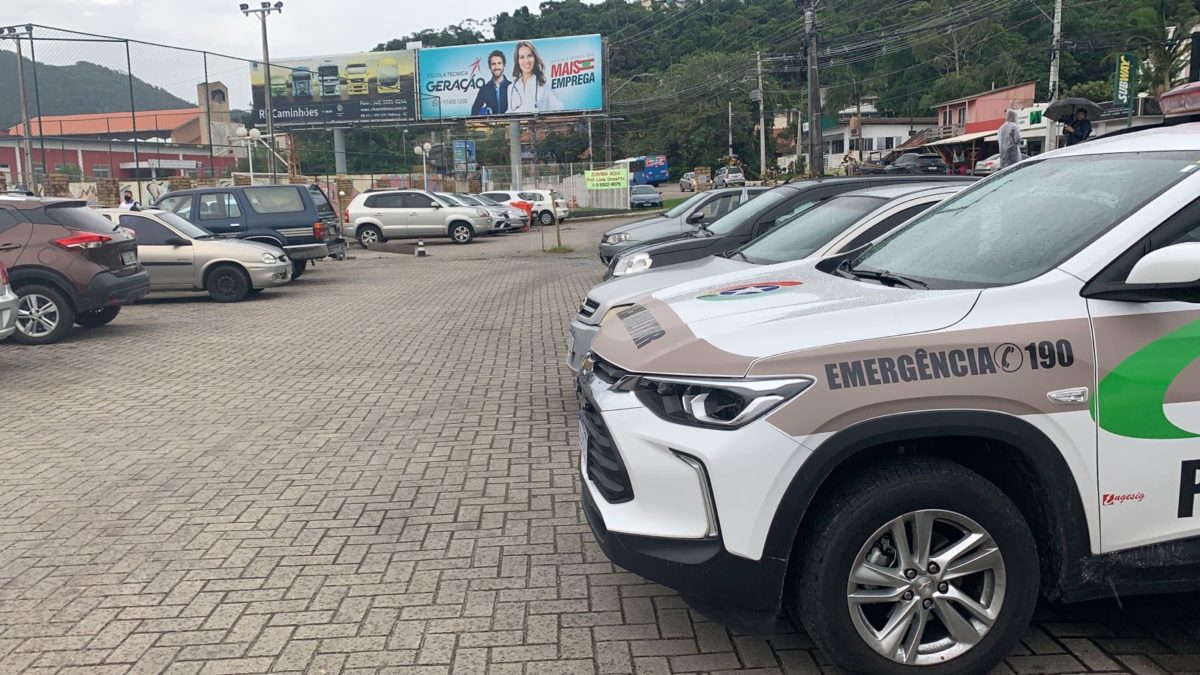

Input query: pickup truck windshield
[853,151,1199,288]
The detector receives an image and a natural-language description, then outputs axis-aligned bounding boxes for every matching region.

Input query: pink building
[931,82,1037,138]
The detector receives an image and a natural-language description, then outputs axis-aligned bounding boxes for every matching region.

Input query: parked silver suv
[345,190,493,246]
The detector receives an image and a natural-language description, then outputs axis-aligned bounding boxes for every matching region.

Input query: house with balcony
[930,81,1036,141]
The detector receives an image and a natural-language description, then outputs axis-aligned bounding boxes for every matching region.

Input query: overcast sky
[9,0,528,61]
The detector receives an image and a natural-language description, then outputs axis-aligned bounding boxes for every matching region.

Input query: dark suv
[155,184,344,279]
[0,196,150,344]
[885,152,948,175]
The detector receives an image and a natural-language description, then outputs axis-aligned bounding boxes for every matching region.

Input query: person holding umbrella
[1063,109,1093,146]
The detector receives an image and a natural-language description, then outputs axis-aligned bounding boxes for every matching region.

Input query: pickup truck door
[196,191,245,239]
[1090,216,1200,552]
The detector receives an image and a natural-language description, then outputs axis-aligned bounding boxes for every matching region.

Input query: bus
[614,155,669,186]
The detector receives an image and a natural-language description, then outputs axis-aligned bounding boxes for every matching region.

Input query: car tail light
[0,261,8,287]
[54,232,112,250]
[343,206,350,222]
[313,221,325,241]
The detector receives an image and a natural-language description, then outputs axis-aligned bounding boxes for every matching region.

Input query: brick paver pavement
[1,218,1198,674]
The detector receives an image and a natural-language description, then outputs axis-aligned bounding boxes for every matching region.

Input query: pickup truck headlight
[603,232,630,245]
[260,252,278,264]
[611,252,652,277]
[617,375,813,429]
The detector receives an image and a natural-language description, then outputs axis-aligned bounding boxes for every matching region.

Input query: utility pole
[4,26,35,188]
[1048,0,1063,101]
[756,51,767,178]
[805,0,823,176]
[728,101,734,159]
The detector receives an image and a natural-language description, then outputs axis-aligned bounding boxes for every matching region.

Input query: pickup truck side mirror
[1085,242,1200,302]
[686,211,705,224]
[165,237,192,247]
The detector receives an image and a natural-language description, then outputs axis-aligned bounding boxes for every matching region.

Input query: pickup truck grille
[580,389,634,504]
[579,297,600,319]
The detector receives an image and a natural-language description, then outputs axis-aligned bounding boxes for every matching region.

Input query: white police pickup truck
[579,122,1200,673]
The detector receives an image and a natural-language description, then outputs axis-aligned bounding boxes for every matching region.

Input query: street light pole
[414,142,432,190]
[241,1,283,183]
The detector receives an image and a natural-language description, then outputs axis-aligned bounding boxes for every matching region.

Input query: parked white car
[481,189,569,226]
[0,260,16,341]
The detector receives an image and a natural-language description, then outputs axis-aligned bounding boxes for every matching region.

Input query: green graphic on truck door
[1093,318,1200,439]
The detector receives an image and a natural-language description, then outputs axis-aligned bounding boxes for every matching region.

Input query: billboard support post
[332,128,347,175]
[509,120,522,190]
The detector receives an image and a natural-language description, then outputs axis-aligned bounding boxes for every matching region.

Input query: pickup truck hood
[582,256,753,324]
[590,259,981,378]
[622,231,718,259]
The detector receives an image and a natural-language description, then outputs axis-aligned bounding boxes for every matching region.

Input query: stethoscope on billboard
[509,82,541,111]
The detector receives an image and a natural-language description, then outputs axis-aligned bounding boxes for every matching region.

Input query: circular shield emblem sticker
[698,280,803,301]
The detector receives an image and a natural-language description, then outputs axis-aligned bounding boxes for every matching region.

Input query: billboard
[417,35,603,119]
[250,50,416,127]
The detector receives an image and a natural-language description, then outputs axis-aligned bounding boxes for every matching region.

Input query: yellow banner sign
[585,168,629,190]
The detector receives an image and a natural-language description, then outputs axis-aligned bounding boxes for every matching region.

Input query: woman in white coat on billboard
[506,41,562,114]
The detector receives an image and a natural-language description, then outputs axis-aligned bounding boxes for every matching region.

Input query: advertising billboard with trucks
[250,50,417,127]
[417,34,603,119]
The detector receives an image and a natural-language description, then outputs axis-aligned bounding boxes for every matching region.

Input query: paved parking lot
[2,218,1199,674]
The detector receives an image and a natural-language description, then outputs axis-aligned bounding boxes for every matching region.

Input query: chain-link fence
[0,24,634,215]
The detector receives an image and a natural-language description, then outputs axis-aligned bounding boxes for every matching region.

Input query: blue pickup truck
[154,184,345,279]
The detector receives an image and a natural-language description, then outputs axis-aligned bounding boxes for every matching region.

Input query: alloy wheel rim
[360,229,379,245]
[16,293,60,338]
[454,226,470,242]
[846,509,1006,666]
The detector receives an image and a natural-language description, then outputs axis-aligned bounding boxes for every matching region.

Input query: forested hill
[0,50,193,129]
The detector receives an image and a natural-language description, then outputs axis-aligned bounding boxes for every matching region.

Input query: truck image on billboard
[250,50,417,127]
[417,34,603,119]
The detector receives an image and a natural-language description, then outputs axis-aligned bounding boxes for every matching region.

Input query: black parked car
[884,152,948,175]
[605,175,974,279]
[154,184,344,279]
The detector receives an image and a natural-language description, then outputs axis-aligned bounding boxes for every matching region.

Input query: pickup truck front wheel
[291,259,307,279]
[792,459,1038,675]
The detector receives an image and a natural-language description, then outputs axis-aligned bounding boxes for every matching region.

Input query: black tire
[75,305,121,328]
[247,288,265,295]
[12,283,76,345]
[449,222,475,244]
[291,259,307,279]
[792,459,1038,675]
[538,210,555,226]
[206,264,251,303]
[357,225,383,248]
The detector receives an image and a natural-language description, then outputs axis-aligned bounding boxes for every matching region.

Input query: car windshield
[739,196,886,264]
[156,211,212,238]
[852,151,1200,289]
[662,191,710,218]
[706,187,794,236]
[632,186,656,195]
[473,195,502,206]
[455,194,482,205]
[437,193,466,206]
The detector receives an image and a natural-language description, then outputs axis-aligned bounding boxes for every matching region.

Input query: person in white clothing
[506,41,562,114]
[118,190,141,211]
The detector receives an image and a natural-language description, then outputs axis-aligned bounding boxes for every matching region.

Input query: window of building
[826,139,845,154]
[958,106,967,124]
[92,164,111,178]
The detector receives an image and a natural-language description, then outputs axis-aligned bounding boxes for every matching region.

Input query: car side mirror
[165,237,191,247]
[431,202,442,209]
[686,212,705,224]
[1086,243,1200,302]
